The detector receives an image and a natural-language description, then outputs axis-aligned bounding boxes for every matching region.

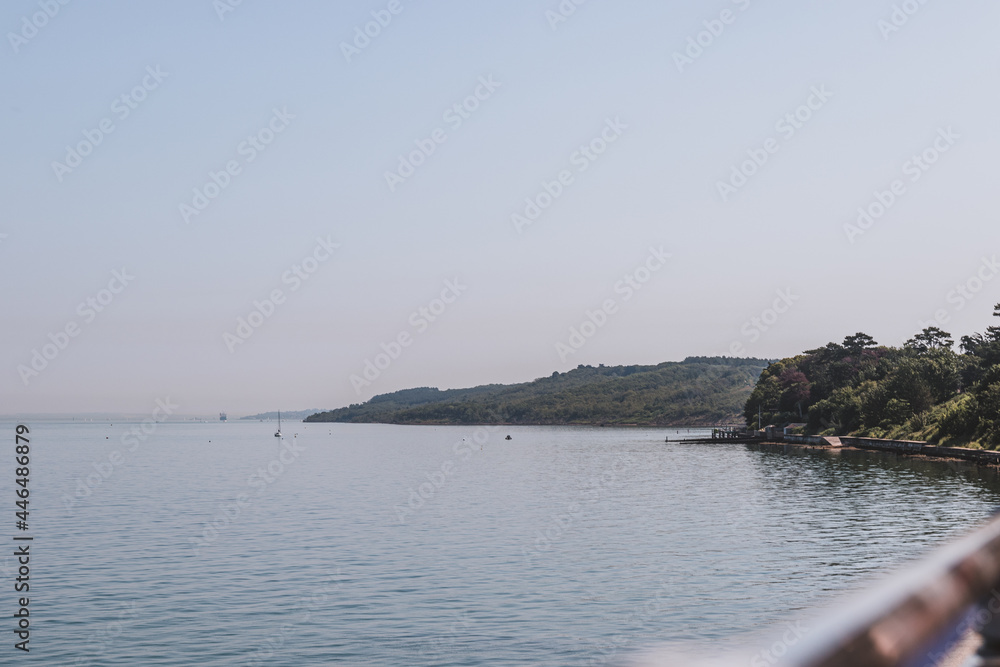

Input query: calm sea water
[8,420,1000,665]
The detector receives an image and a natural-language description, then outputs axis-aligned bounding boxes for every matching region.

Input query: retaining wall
[771,433,1000,464]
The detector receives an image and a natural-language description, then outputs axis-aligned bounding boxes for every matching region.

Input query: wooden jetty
[668,427,763,444]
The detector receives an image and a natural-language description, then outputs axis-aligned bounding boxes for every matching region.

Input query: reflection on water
[748,441,1000,489]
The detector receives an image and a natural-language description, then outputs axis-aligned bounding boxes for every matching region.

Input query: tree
[987,303,1000,343]
[883,398,913,426]
[778,367,811,418]
[807,387,863,434]
[843,332,877,355]
[961,307,1000,367]
[961,333,985,355]
[905,326,954,353]
[883,360,933,415]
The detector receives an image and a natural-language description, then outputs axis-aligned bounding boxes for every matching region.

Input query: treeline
[307,357,771,426]
[744,305,1000,448]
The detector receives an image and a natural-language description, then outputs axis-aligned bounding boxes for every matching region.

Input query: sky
[2,0,999,415]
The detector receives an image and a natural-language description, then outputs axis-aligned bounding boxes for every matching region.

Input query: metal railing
[641,511,1000,667]
[781,510,1000,667]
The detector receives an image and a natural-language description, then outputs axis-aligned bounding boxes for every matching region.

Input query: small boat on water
[274,411,282,438]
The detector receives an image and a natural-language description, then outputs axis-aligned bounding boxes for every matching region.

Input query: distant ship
[274,411,282,438]
[219,412,227,422]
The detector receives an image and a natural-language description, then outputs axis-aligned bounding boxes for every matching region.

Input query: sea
[6,419,1000,665]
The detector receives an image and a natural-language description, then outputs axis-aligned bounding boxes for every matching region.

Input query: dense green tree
[883,360,934,415]
[746,309,1000,447]
[807,386,863,434]
[905,326,954,353]
[843,332,878,356]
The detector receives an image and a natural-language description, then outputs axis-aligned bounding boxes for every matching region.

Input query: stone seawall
[839,436,925,453]
[770,433,1000,464]
[779,434,827,446]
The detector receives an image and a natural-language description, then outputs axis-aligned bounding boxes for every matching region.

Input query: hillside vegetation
[306,357,769,426]
[745,305,1000,448]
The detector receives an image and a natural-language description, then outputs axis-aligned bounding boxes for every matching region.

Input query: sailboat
[274,411,282,438]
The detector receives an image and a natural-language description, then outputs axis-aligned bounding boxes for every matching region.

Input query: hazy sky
[3,0,999,415]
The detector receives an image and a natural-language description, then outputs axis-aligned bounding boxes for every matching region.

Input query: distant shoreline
[301,419,746,428]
